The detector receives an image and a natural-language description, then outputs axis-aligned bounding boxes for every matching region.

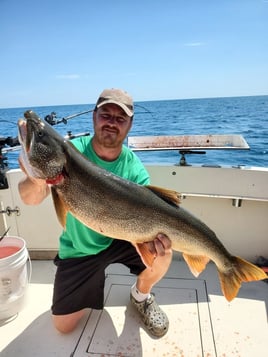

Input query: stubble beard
[99,127,122,148]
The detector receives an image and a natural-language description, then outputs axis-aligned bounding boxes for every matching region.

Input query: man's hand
[18,156,50,205]
[143,233,172,258]
[19,156,47,187]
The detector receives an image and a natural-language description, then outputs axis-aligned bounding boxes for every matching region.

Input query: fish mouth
[18,111,44,152]
[18,119,30,151]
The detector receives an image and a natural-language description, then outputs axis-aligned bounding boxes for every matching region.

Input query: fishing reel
[0,136,20,189]
[44,112,64,126]
[0,136,19,148]
[44,110,92,140]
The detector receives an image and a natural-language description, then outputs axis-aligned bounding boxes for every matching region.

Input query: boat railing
[127,134,250,167]
[127,134,250,151]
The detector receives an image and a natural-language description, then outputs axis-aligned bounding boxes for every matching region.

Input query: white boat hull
[1,165,267,262]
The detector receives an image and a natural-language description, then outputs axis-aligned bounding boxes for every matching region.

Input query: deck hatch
[73,275,216,357]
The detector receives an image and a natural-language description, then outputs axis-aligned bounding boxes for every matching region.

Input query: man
[18,88,172,337]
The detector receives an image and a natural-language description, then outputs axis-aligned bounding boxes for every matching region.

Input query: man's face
[93,104,133,148]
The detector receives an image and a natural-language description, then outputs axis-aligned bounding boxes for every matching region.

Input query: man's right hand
[18,157,50,205]
[19,156,47,187]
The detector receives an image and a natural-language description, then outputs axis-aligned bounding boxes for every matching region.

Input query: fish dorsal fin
[51,187,68,229]
[182,253,210,277]
[146,185,181,207]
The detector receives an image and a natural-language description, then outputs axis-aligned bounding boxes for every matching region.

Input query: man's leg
[52,310,86,334]
[51,254,106,334]
[51,239,144,334]
[136,241,173,294]
[131,235,173,337]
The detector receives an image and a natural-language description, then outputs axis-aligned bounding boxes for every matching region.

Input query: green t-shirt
[58,136,150,259]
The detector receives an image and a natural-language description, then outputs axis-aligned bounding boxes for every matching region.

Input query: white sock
[131,283,150,302]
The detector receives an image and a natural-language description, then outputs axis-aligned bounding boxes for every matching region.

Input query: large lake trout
[18,110,266,301]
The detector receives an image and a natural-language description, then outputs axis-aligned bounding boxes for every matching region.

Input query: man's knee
[52,310,85,334]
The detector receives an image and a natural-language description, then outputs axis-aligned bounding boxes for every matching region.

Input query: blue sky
[0,0,267,108]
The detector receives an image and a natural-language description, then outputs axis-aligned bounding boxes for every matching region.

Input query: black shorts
[51,239,146,315]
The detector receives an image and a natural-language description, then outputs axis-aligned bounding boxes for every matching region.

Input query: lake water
[1,95,268,169]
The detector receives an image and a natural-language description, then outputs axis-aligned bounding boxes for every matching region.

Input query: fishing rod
[44,109,94,126]
[44,105,154,126]
[1,107,92,159]
[1,107,94,157]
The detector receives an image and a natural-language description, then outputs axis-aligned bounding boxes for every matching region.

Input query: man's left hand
[144,233,172,258]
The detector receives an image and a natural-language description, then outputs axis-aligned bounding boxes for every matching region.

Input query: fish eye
[38,130,44,137]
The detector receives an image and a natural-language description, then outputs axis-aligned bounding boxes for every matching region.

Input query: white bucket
[0,236,31,321]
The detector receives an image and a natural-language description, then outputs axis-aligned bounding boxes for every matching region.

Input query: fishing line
[134,104,156,120]
[0,120,17,126]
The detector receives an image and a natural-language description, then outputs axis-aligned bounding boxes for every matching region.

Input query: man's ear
[93,110,97,124]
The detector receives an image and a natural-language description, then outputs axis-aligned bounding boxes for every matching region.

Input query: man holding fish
[18,88,172,337]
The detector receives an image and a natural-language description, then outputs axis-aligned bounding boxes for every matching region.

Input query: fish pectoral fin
[51,187,68,229]
[146,185,181,206]
[134,243,156,269]
[182,253,210,277]
[218,256,268,302]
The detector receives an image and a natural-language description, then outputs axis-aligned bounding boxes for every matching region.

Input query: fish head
[18,110,66,180]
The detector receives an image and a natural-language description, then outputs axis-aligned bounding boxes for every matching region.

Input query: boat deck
[1,257,268,357]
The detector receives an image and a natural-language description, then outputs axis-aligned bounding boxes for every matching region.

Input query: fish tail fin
[218,256,267,302]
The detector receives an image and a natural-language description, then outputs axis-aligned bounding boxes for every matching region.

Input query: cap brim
[97,99,133,117]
